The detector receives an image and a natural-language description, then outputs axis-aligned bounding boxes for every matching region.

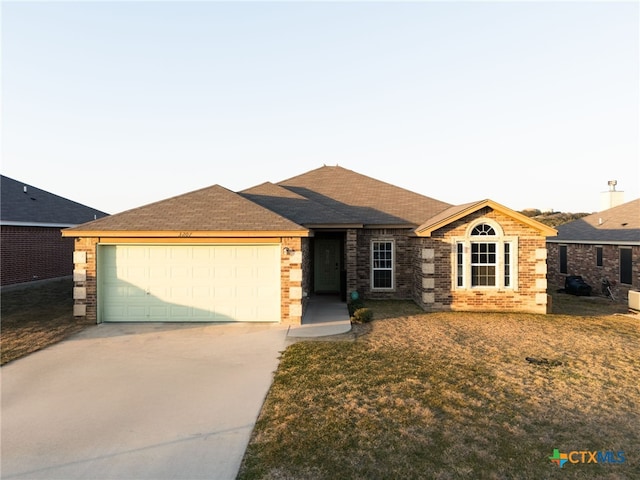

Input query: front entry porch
[286,295,351,338]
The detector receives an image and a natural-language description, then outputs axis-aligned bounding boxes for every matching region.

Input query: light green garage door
[98,244,281,322]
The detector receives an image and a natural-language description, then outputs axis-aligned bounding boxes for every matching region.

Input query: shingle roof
[63,166,544,236]
[1,175,108,226]
[550,198,640,244]
[64,184,307,234]
[277,166,451,226]
[241,182,357,226]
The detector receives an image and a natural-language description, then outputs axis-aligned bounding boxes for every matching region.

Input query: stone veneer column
[72,237,98,323]
[288,249,303,324]
[421,247,435,306]
[534,247,549,312]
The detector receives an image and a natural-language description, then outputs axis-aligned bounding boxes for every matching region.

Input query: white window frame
[371,240,394,290]
[453,220,518,291]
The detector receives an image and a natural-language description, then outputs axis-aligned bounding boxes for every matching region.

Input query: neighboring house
[62,166,556,324]
[1,175,109,286]
[546,198,640,299]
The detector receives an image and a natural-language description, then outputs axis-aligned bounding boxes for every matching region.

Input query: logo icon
[550,449,568,468]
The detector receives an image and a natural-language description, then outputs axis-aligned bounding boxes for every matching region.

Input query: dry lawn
[0,278,93,365]
[239,296,639,479]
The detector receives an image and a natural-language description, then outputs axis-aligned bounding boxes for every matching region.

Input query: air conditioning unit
[629,291,640,312]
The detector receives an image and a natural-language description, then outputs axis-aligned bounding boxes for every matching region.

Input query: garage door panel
[149,306,169,319]
[125,305,147,317]
[193,267,211,279]
[191,308,212,319]
[99,245,281,322]
[149,266,169,278]
[170,266,190,279]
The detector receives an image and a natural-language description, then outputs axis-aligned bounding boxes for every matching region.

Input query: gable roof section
[1,175,109,227]
[63,184,308,237]
[415,199,557,237]
[277,166,452,226]
[241,182,359,227]
[548,198,640,245]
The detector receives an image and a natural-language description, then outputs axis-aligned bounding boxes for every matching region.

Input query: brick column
[346,229,358,297]
[72,237,99,323]
[282,237,303,325]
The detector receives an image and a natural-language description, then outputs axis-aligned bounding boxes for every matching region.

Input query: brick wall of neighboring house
[0,225,74,286]
[70,237,303,324]
[547,242,639,300]
[415,208,550,314]
[355,228,415,300]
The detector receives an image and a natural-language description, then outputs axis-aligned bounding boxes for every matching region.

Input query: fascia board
[2,221,77,228]
[546,239,640,246]
[303,223,363,229]
[61,229,310,238]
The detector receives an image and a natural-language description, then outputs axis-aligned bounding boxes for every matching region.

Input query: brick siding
[355,228,414,300]
[547,242,639,300]
[413,208,550,314]
[1,225,74,286]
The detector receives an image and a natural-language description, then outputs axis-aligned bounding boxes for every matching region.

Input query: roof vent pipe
[23,186,27,193]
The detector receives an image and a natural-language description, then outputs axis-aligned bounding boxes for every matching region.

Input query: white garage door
[98,244,281,322]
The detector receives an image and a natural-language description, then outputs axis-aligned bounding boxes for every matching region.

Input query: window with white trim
[454,221,516,290]
[372,240,393,289]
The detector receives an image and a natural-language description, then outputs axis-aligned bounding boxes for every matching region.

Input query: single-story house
[1,175,108,286]
[62,166,556,324]
[546,198,640,299]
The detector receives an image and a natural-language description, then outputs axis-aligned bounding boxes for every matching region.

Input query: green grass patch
[1,279,92,365]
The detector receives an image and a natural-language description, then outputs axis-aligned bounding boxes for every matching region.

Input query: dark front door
[314,238,341,293]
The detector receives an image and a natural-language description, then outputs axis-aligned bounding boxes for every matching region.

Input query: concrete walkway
[286,295,352,338]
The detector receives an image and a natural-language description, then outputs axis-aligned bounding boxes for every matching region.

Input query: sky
[2,0,639,215]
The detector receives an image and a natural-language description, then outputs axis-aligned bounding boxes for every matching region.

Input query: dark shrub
[352,307,373,324]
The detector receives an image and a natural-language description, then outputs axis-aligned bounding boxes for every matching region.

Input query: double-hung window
[455,222,516,290]
[471,242,497,286]
[372,240,393,289]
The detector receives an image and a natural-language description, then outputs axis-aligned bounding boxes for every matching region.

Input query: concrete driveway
[1,322,290,480]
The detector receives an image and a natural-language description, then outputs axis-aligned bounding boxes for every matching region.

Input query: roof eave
[61,229,310,238]
[3,221,78,228]
[363,223,416,229]
[415,199,558,237]
[546,238,640,246]
[303,223,364,229]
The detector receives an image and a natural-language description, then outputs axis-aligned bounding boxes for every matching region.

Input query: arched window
[454,221,516,289]
[471,224,496,236]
